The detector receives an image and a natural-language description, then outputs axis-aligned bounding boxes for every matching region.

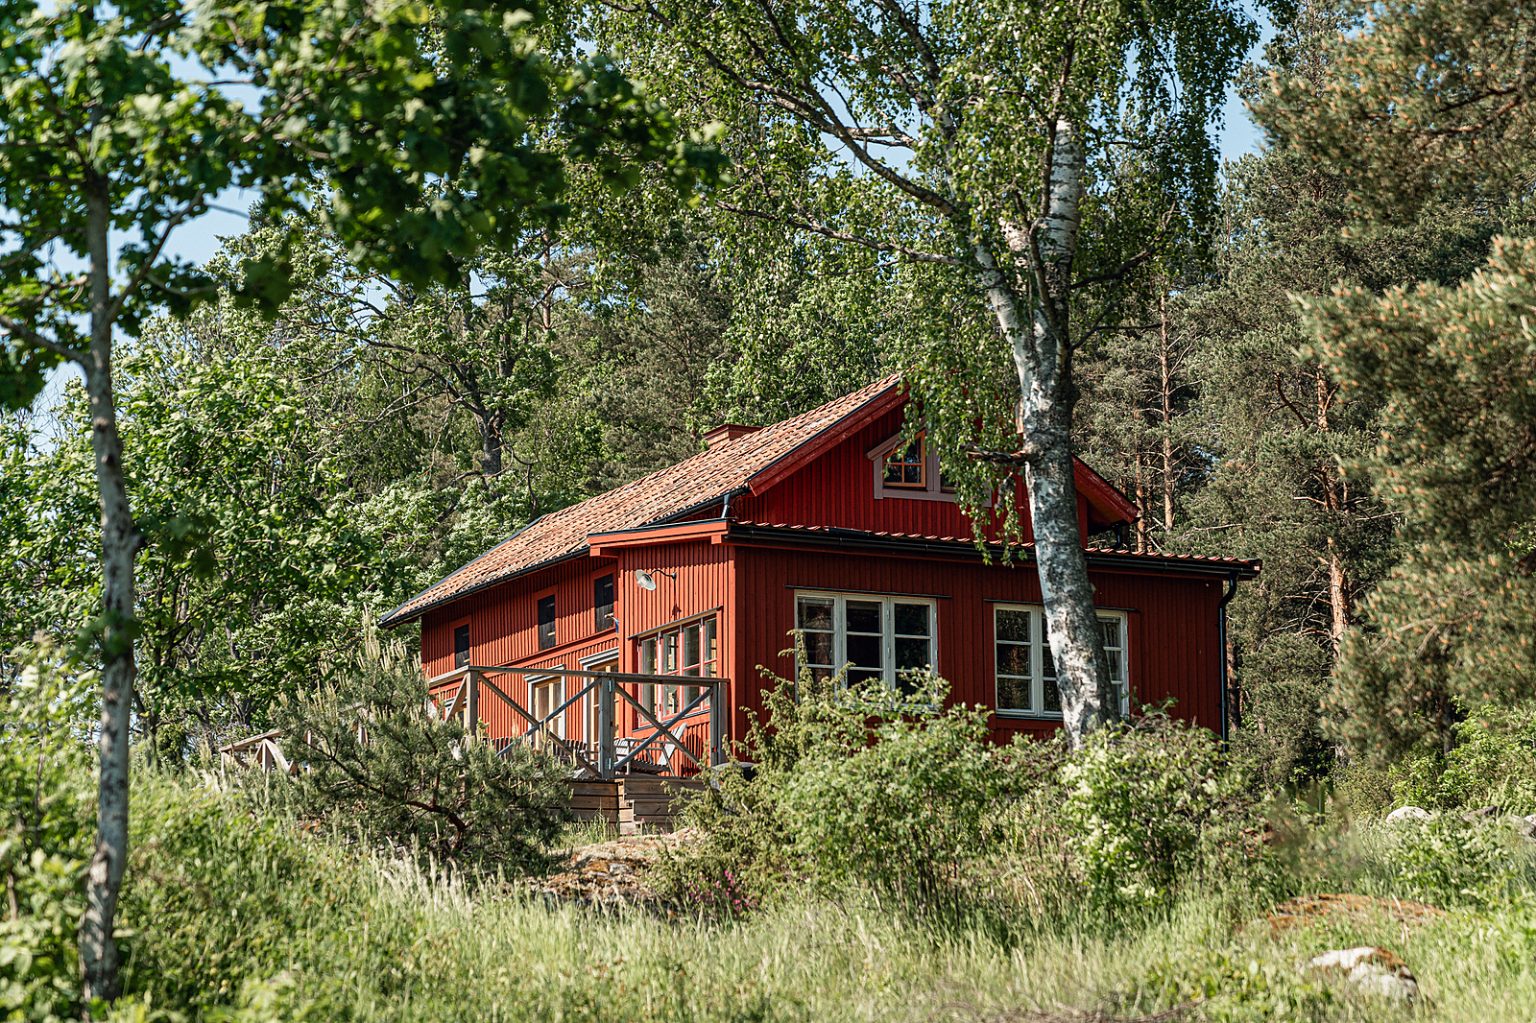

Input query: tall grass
[112,772,1536,1023]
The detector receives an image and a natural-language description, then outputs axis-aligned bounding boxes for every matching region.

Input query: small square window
[883,437,927,488]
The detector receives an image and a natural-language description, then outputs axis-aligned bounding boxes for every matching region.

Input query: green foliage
[274,637,571,877]
[762,677,1002,914]
[1058,716,1275,915]
[1368,817,1536,909]
[1259,0,1536,222]
[664,674,1274,928]
[1306,238,1536,756]
[1339,706,1536,815]
[119,773,372,1020]
[0,646,93,1023]
[0,0,722,400]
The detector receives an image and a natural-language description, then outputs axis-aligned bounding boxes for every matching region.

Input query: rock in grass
[1308,947,1419,1004]
[1385,805,1432,824]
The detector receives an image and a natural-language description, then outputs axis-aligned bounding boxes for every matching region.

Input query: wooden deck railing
[425,664,729,781]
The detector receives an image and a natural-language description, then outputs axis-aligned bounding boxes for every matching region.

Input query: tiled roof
[382,376,905,624]
[728,521,1261,575]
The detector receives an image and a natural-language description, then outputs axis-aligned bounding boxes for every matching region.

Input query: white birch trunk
[79,176,141,1008]
[978,118,1117,746]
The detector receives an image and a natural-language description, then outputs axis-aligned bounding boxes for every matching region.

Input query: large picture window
[637,615,717,716]
[994,605,1127,717]
[794,592,935,690]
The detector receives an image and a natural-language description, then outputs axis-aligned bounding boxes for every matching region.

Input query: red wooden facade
[386,378,1258,755]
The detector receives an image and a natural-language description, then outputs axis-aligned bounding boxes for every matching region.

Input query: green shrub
[1365,816,1536,907]
[1057,715,1276,916]
[273,636,571,878]
[664,673,1276,927]
[0,647,93,1023]
[119,773,372,1019]
[1390,705,1536,814]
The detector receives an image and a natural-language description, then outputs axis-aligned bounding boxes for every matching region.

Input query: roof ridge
[380,373,905,625]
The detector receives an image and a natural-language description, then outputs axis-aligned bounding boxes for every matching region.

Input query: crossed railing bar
[426,664,729,781]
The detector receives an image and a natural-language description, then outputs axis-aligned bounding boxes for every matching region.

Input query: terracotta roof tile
[382,376,904,624]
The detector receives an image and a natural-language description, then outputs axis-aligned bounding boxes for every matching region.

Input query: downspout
[1217,571,1240,746]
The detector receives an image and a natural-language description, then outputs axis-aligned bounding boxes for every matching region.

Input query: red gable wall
[728,404,1121,541]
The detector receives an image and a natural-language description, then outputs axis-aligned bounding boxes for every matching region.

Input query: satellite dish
[634,569,658,591]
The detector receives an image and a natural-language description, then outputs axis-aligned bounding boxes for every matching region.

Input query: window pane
[1105,648,1123,682]
[802,631,834,667]
[996,643,1031,677]
[894,602,929,636]
[683,622,701,670]
[640,638,656,674]
[846,632,883,670]
[1043,678,1062,713]
[895,637,929,671]
[996,609,1031,643]
[663,633,677,673]
[847,669,883,687]
[703,618,717,676]
[903,462,922,484]
[453,625,470,668]
[997,676,1031,711]
[845,599,881,634]
[594,574,615,629]
[1097,617,1121,649]
[797,597,834,630]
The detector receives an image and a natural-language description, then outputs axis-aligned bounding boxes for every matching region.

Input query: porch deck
[426,664,731,781]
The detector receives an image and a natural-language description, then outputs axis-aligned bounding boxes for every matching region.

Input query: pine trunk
[78,176,142,1010]
[1157,292,1176,534]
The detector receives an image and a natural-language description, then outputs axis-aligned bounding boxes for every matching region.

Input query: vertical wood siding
[421,539,734,752]
[730,544,1226,743]
[728,406,1044,538]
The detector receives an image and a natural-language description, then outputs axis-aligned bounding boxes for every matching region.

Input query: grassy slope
[115,776,1536,1023]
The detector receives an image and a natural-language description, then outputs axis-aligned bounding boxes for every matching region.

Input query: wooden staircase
[567,777,708,835]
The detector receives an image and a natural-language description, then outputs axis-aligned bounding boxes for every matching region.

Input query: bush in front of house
[661,670,1276,926]
[272,635,571,879]
[1051,715,1278,917]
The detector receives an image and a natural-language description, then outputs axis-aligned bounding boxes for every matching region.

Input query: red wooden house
[383,376,1257,780]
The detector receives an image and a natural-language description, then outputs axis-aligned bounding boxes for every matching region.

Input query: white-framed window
[866,432,959,503]
[529,669,565,740]
[793,591,935,691]
[637,615,718,716]
[993,606,1128,718]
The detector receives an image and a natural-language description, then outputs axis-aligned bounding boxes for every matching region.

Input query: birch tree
[594,0,1254,742]
[0,0,714,1006]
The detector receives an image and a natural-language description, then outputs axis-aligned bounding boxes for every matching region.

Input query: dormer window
[869,431,956,502]
[883,437,927,488]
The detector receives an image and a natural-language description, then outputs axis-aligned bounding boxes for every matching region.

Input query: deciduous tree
[592,0,1256,743]
[0,0,714,1001]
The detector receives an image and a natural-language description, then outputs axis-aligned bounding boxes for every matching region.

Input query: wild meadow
[10,663,1536,1022]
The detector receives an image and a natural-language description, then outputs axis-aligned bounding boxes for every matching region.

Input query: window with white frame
[794,592,935,691]
[637,616,717,716]
[867,431,960,502]
[993,606,1128,717]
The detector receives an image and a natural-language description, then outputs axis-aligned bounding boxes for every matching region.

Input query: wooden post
[708,682,725,768]
[597,676,615,779]
[464,670,480,742]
